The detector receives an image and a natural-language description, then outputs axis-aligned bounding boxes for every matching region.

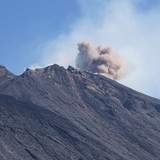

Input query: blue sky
[0,0,160,98]
[0,0,81,73]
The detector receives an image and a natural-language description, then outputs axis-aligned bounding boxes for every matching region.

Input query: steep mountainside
[0,64,160,160]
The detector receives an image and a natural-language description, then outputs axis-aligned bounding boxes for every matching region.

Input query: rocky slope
[0,64,160,160]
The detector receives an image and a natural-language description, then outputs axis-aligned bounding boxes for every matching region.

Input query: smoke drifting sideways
[76,41,128,80]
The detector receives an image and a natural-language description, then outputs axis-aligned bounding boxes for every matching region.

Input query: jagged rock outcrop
[0,65,15,86]
[0,64,160,160]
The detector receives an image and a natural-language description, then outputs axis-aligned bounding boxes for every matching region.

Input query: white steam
[31,0,160,98]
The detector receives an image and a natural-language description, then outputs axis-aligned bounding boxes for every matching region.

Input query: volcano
[0,64,160,160]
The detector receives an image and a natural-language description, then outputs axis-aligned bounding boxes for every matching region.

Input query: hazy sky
[0,0,160,98]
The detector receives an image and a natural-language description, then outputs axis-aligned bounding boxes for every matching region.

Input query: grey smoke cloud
[76,41,127,80]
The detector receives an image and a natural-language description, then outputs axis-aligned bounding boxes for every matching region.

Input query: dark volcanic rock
[0,64,160,160]
[0,65,15,86]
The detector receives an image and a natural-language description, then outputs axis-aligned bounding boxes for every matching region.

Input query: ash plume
[76,41,127,80]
